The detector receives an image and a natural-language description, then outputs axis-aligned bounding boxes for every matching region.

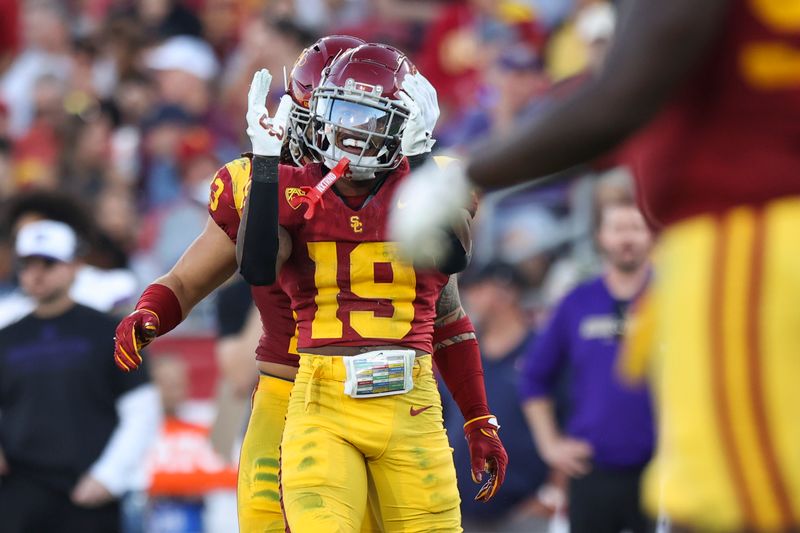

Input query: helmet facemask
[309,80,410,181]
[287,101,314,166]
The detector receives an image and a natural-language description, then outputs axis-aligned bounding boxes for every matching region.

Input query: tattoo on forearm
[433,275,475,350]
[435,276,464,325]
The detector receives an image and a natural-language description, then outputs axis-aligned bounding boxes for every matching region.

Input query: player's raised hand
[389,158,472,265]
[464,415,508,502]
[399,72,439,156]
[247,69,292,157]
[113,309,159,371]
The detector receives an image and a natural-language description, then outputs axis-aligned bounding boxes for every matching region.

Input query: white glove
[389,158,472,266]
[399,72,439,156]
[247,69,292,157]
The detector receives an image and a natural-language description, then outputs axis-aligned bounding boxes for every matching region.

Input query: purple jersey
[520,276,654,469]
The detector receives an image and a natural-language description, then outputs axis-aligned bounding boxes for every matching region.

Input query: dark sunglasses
[17,256,62,270]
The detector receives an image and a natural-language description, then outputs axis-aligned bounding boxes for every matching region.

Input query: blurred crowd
[0,1,647,532]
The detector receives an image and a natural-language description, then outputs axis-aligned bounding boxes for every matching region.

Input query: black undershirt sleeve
[237,155,280,286]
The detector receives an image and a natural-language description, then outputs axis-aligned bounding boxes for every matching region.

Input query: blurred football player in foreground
[391,1,800,531]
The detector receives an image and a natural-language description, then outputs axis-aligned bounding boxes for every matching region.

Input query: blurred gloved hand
[389,158,472,265]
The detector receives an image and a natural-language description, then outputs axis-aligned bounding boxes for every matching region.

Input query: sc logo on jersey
[350,216,363,233]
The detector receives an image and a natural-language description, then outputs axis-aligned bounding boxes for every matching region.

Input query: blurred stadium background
[0,0,637,531]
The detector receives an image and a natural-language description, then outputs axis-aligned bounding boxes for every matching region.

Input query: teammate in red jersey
[234,44,506,531]
[391,1,800,531]
[114,38,506,532]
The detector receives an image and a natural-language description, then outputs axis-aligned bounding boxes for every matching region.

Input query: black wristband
[406,153,431,171]
[437,229,471,275]
[252,155,279,184]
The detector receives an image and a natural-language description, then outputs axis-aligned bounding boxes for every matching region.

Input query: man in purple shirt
[520,199,654,533]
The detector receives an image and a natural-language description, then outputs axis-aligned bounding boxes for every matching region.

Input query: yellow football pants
[237,374,385,533]
[280,354,462,533]
[622,198,800,531]
[238,374,292,533]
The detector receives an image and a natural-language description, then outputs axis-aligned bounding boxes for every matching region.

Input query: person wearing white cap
[145,35,220,118]
[0,220,161,532]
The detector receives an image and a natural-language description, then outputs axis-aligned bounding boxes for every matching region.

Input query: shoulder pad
[208,157,252,242]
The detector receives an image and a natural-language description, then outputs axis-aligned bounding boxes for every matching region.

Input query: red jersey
[629,0,800,226]
[278,158,449,353]
[208,158,299,367]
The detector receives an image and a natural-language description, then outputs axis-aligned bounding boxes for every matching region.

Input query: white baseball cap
[16,220,78,262]
[145,36,220,81]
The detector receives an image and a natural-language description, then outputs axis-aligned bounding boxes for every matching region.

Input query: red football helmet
[308,43,415,180]
[286,35,366,166]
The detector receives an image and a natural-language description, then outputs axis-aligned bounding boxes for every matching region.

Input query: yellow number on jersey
[741,0,800,89]
[350,242,416,339]
[209,176,224,212]
[307,241,416,340]
[308,242,343,339]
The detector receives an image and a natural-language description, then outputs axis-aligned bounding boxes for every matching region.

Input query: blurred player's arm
[468,0,729,188]
[433,276,508,502]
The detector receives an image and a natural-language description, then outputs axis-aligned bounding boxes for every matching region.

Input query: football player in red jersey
[391,1,800,531]
[234,44,506,532]
[114,38,506,532]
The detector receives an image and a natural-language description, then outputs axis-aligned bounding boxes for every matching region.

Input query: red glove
[114,283,183,372]
[464,415,508,502]
[113,309,159,372]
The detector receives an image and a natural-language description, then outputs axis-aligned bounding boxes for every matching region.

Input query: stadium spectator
[149,127,220,270]
[444,262,549,532]
[417,0,545,128]
[143,355,238,533]
[546,0,615,81]
[208,278,259,462]
[92,187,140,270]
[144,34,239,155]
[445,44,550,148]
[119,0,204,41]
[0,0,72,137]
[139,104,194,209]
[219,15,314,131]
[0,219,160,533]
[0,191,138,327]
[520,199,655,533]
[0,0,20,72]
[213,278,260,399]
